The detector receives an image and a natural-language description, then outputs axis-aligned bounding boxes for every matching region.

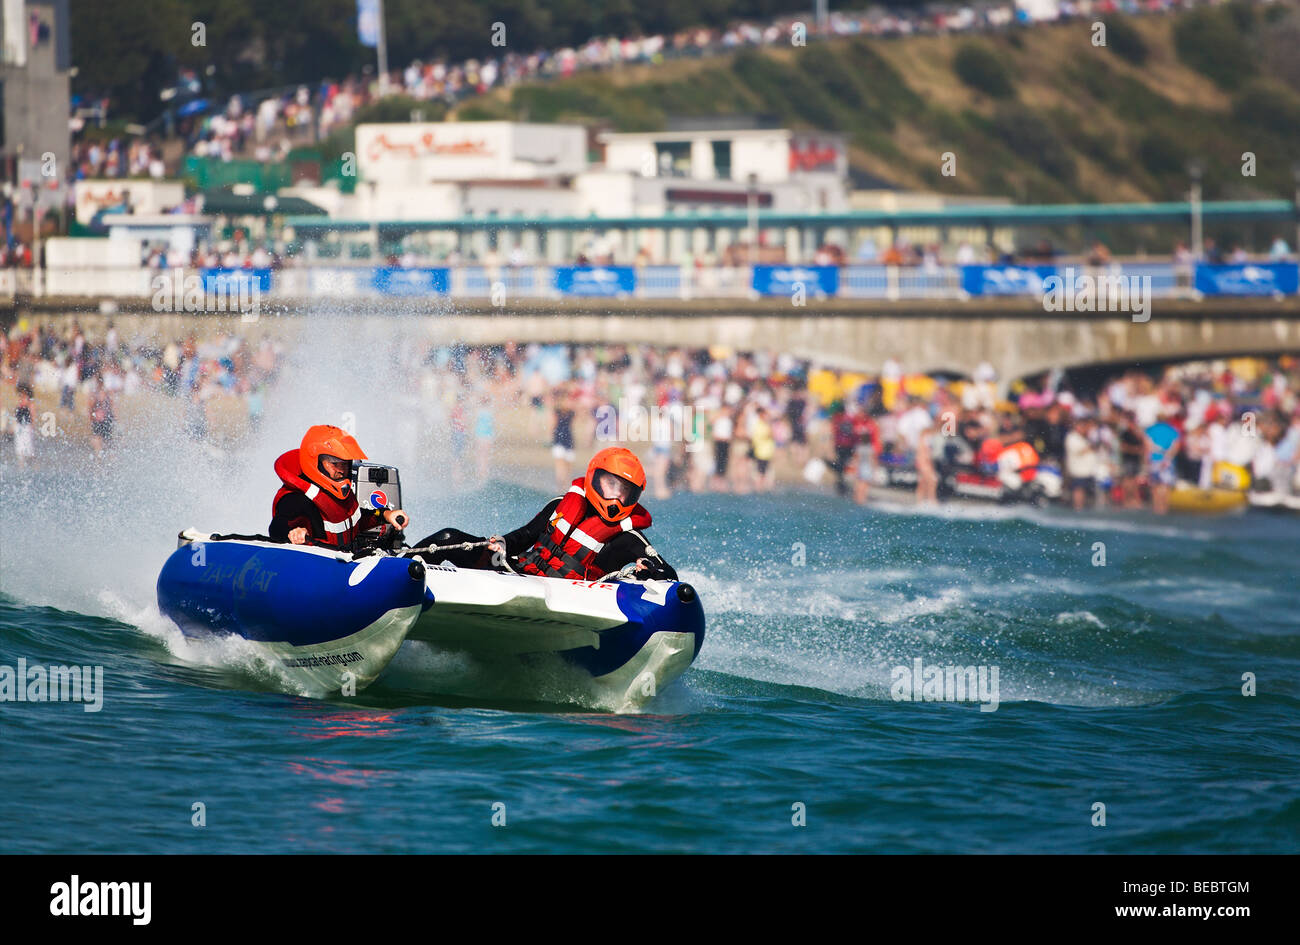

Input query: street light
[746,172,758,262]
[1291,161,1300,259]
[1187,159,1204,260]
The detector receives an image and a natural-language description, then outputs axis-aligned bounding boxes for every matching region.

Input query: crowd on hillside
[67,138,168,182]
[152,0,1220,169]
[0,321,281,464]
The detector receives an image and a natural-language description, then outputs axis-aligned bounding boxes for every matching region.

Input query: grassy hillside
[445,3,1300,203]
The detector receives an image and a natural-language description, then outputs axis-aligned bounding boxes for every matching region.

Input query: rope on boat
[594,562,641,583]
[400,540,489,557]
[400,538,522,575]
[399,541,640,582]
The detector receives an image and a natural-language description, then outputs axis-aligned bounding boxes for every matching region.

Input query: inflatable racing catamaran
[155,461,705,710]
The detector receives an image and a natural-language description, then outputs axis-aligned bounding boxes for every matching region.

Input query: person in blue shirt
[1144,418,1182,514]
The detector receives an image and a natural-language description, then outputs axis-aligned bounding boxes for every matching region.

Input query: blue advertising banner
[371,267,449,295]
[751,264,840,297]
[553,266,636,297]
[201,268,272,294]
[960,265,1059,296]
[1194,263,1299,296]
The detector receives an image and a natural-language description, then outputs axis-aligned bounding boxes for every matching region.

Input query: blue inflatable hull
[157,534,428,694]
[561,581,705,677]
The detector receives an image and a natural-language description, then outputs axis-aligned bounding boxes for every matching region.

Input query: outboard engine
[353,461,402,514]
[351,461,406,553]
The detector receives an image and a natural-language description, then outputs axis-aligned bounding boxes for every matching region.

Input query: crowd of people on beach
[5,321,1296,517]
[0,321,282,465]
[383,340,1300,513]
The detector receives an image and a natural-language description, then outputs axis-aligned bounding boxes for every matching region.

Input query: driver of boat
[270,424,409,549]
[415,447,677,581]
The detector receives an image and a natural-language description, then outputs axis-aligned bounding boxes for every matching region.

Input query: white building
[290,121,855,264]
[596,127,848,215]
[600,127,847,185]
[334,121,852,221]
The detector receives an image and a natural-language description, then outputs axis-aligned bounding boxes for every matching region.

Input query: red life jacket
[272,449,376,549]
[519,479,652,580]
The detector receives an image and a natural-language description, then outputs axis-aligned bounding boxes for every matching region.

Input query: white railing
[15,261,1283,303]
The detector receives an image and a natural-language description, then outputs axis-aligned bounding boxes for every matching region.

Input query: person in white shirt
[1199,405,1230,489]
[897,398,937,504]
[1064,416,1098,510]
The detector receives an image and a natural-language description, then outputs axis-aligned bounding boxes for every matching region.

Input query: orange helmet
[585,447,646,522]
[300,424,367,500]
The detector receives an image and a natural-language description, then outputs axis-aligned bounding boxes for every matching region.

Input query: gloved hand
[633,557,672,580]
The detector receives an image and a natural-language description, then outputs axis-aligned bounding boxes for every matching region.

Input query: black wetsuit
[267,492,385,549]
[269,492,328,544]
[415,498,678,581]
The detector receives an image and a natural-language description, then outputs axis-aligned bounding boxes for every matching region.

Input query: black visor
[319,454,350,481]
[593,469,642,507]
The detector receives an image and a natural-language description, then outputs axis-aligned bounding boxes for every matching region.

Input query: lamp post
[262,195,278,243]
[746,172,758,262]
[1292,161,1300,259]
[1188,160,1204,260]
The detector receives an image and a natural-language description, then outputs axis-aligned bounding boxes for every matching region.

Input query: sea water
[2,469,1297,852]
[2,316,1297,852]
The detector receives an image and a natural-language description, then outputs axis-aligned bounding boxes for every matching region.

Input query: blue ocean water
[3,464,1298,853]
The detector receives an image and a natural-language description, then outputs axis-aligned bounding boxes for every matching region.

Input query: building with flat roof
[600,126,848,185]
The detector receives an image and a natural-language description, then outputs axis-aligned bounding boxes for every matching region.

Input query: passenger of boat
[417,447,677,581]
